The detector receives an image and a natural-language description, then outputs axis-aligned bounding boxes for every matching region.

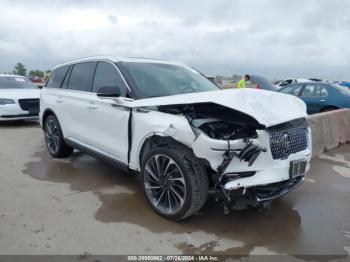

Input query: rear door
[59,61,97,143]
[300,84,329,114]
[42,65,70,130]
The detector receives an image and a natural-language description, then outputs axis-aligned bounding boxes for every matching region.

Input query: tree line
[3,62,51,78]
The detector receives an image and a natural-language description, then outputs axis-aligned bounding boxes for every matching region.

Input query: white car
[40,56,312,220]
[0,74,41,121]
[276,78,314,88]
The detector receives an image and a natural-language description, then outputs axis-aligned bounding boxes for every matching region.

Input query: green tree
[29,70,44,78]
[12,62,27,76]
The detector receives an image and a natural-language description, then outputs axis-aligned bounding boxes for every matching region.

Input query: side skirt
[65,138,129,173]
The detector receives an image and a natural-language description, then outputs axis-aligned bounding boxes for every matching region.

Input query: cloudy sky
[1,0,350,80]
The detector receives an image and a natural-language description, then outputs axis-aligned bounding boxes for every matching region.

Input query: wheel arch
[320,105,339,112]
[138,135,187,169]
[41,108,57,128]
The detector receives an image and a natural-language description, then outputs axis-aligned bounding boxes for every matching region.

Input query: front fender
[129,109,196,171]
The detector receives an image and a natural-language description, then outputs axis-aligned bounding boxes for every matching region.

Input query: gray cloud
[0,0,349,80]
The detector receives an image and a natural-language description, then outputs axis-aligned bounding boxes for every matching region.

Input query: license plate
[289,160,307,179]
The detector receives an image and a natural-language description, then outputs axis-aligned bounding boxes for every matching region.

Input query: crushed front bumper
[192,128,312,194]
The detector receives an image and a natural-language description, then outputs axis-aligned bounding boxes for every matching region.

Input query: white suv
[40,56,312,220]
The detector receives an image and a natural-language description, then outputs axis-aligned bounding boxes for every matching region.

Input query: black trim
[60,65,73,89]
[127,109,133,165]
[90,61,99,92]
[115,62,141,99]
[1,113,39,118]
[65,139,129,172]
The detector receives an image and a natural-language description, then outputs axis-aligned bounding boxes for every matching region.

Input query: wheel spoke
[170,185,185,206]
[163,159,175,177]
[154,155,163,177]
[167,190,173,212]
[145,184,161,190]
[145,164,160,183]
[168,177,185,185]
[155,190,166,206]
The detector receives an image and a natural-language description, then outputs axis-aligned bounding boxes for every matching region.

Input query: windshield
[120,62,220,98]
[332,84,350,96]
[0,77,37,89]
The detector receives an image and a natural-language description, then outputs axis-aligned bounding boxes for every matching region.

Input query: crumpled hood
[129,89,307,127]
[0,88,41,99]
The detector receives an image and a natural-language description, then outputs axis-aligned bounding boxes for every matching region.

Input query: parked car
[248,75,278,91]
[278,82,350,114]
[40,56,312,220]
[0,74,41,121]
[339,81,350,88]
[276,78,314,88]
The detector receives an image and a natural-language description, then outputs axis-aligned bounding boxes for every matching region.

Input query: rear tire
[321,106,338,113]
[141,142,208,220]
[44,115,73,158]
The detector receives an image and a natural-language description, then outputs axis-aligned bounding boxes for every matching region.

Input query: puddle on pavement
[319,151,350,178]
[22,146,350,257]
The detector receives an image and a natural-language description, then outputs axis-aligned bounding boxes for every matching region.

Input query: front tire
[141,143,208,220]
[44,115,73,158]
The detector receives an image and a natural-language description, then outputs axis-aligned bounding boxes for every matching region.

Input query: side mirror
[96,85,121,98]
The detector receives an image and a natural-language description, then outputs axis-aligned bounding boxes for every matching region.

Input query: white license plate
[289,160,307,179]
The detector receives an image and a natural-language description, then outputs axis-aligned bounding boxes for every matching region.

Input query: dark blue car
[278,82,350,114]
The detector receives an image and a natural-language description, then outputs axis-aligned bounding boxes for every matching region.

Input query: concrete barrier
[308,109,350,158]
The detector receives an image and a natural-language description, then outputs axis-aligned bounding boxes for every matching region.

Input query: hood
[129,89,307,127]
[0,88,41,99]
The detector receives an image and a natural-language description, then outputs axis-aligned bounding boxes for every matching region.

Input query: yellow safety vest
[237,79,246,88]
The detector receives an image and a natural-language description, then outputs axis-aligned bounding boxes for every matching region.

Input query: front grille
[18,99,39,111]
[269,122,308,160]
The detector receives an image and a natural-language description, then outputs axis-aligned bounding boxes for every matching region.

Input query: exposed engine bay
[158,102,263,140]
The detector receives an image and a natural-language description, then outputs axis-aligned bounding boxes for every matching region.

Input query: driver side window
[280,85,302,96]
[92,62,128,97]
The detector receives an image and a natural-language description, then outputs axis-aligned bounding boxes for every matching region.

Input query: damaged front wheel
[141,143,208,220]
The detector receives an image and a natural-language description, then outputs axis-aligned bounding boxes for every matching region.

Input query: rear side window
[92,62,128,96]
[301,85,328,97]
[46,66,69,88]
[67,62,97,92]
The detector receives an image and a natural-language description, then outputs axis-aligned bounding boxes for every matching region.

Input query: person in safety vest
[237,74,250,88]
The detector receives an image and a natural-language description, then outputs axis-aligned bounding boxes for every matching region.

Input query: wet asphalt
[0,121,349,258]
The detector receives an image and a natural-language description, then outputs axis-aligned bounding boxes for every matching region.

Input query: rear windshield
[332,84,350,96]
[0,77,37,89]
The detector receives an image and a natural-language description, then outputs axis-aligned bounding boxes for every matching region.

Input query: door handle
[320,99,326,102]
[56,99,63,103]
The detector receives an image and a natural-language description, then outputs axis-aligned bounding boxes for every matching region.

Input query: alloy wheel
[45,118,60,154]
[144,154,187,215]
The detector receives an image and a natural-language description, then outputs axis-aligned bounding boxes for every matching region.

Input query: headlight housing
[0,98,15,105]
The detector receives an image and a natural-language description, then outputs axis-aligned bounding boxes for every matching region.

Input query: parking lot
[0,121,349,258]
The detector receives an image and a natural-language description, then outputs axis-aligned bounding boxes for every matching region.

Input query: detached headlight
[0,98,15,105]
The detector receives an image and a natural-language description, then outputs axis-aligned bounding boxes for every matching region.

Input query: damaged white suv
[40,56,312,220]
